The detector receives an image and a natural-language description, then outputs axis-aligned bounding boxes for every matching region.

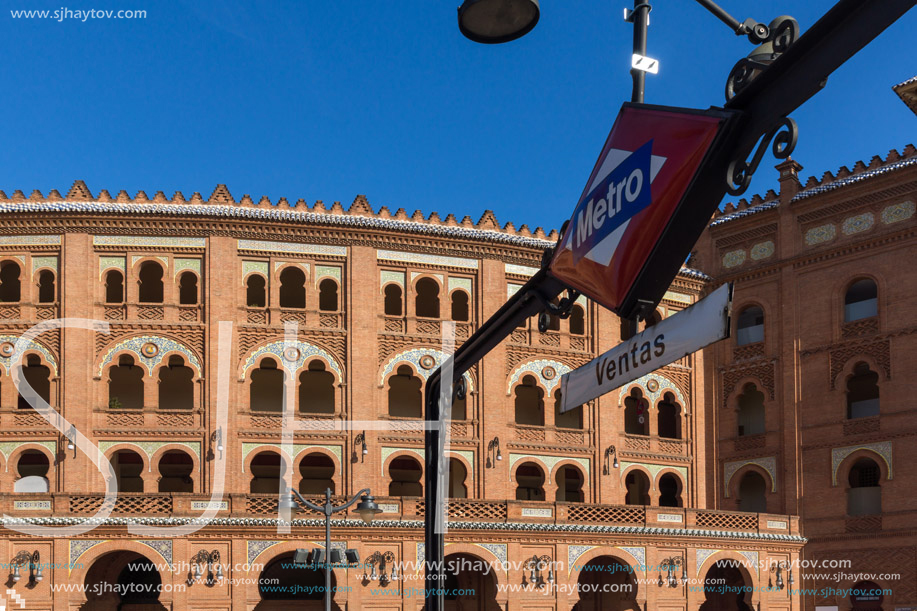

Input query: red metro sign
[551,103,738,318]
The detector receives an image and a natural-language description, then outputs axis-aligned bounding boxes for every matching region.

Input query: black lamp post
[280,487,381,611]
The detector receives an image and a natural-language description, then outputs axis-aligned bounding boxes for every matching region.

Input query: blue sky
[2,0,915,232]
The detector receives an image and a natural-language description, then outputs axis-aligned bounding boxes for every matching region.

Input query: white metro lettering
[574,167,646,250]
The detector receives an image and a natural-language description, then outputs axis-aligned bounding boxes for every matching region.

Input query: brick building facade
[0,181,804,610]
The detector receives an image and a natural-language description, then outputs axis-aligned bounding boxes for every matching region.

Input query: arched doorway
[699,559,753,611]
[850,579,884,611]
[573,555,638,610]
[82,550,166,610]
[255,551,339,610]
[443,552,499,610]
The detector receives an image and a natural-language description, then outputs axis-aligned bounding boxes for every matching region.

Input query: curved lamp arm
[288,487,371,515]
[331,488,372,514]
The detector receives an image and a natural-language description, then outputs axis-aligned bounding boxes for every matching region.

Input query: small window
[415,278,440,318]
[138,262,164,303]
[847,458,881,516]
[514,375,544,426]
[384,284,403,316]
[109,355,143,410]
[37,270,55,303]
[251,358,285,413]
[737,383,765,436]
[0,262,21,302]
[624,388,648,435]
[178,272,198,305]
[388,365,422,418]
[17,355,51,410]
[738,471,767,513]
[319,279,338,312]
[845,279,877,322]
[105,270,124,304]
[569,305,585,335]
[246,275,266,308]
[279,267,306,309]
[450,291,469,322]
[846,362,879,419]
[514,462,545,501]
[736,306,764,345]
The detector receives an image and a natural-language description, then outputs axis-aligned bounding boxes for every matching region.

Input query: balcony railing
[622,434,688,456]
[511,424,589,447]
[94,408,202,430]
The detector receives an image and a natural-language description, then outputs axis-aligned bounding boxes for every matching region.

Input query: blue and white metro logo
[570,139,665,265]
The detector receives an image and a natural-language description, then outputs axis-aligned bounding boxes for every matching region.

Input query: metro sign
[551,103,738,318]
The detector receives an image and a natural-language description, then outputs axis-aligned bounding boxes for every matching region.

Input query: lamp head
[356,494,381,525]
[278,490,300,512]
[458,0,540,44]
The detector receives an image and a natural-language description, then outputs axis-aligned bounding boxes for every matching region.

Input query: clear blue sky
[2,0,915,232]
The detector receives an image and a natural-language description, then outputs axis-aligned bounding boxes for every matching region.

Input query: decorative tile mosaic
[619,462,687,484]
[508,453,590,477]
[521,507,553,518]
[0,235,60,246]
[749,241,775,261]
[99,441,201,463]
[13,500,51,510]
[379,447,473,479]
[831,440,892,485]
[138,539,172,565]
[568,545,596,573]
[881,200,915,224]
[377,503,400,513]
[663,291,692,305]
[0,334,59,376]
[696,549,719,575]
[506,359,571,397]
[315,265,341,284]
[380,270,405,289]
[99,256,126,277]
[238,239,346,257]
[416,542,425,571]
[70,540,104,569]
[240,339,342,381]
[95,236,205,248]
[504,263,539,277]
[131,255,169,268]
[31,256,58,274]
[804,223,836,246]
[0,440,56,461]
[626,372,687,407]
[379,348,474,392]
[723,456,777,497]
[173,258,201,276]
[477,543,507,565]
[448,277,472,294]
[10,255,25,265]
[766,520,787,529]
[841,212,875,235]
[722,249,746,268]
[739,551,759,576]
[274,261,310,274]
[241,443,342,469]
[97,335,202,378]
[507,284,522,298]
[242,261,269,278]
[618,546,646,570]
[190,501,228,511]
[411,271,444,286]
[248,540,282,564]
[576,294,587,305]
[656,513,683,523]
[377,250,478,269]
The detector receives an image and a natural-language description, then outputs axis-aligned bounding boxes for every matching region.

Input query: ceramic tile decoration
[448,277,472,294]
[619,462,688,482]
[841,212,875,235]
[506,359,572,396]
[31,256,58,274]
[881,200,915,224]
[504,263,539,277]
[376,249,478,269]
[99,256,126,277]
[242,261,269,277]
[0,235,60,246]
[724,456,778,497]
[831,441,892,485]
[239,239,346,257]
[240,340,343,381]
[722,249,746,268]
[99,441,202,461]
[508,453,590,477]
[315,265,341,283]
[95,235,205,248]
[241,443,343,468]
[804,224,836,246]
[248,540,282,564]
[379,348,474,391]
[173,258,201,276]
[749,241,775,260]
[97,335,202,377]
[0,335,59,376]
[380,270,405,288]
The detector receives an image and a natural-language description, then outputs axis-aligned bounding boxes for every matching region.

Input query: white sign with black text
[558,283,732,413]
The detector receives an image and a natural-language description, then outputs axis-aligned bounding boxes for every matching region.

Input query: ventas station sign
[550,103,738,319]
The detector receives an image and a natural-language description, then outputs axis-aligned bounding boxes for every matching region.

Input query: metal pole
[630,0,651,103]
[324,488,332,611]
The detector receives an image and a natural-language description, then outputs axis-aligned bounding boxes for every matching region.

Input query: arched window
[318,279,338,311]
[384,284,403,316]
[623,388,648,435]
[158,450,194,493]
[112,450,144,493]
[178,272,198,305]
[737,383,765,436]
[514,462,545,501]
[448,458,468,499]
[17,354,51,410]
[845,279,878,322]
[388,456,423,497]
[250,451,286,494]
[109,355,144,410]
[388,365,422,418]
[250,358,284,413]
[299,361,335,415]
[138,262,164,303]
[0,261,21,302]
[415,278,440,318]
[737,471,767,512]
[158,355,194,410]
[657,392,681,439]
[14,450,50,493]
[246,275,266,308]
[514,375,544,426]
[299,453,335,495]
[451,291,469,322]
[640,309,662,331]
[847,457,881,516]
[105,270,124,304]
[279,267,306,309]
[569,305,585,335]
[625,471,650,505]
[658,473,682,507]
[451,392,467,420]
[37,270,55,303]
[736,306,764,345]
[847,362,879,419]
[554,390,583,429]
[555,465,584,502]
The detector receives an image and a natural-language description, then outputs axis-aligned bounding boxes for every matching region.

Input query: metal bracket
[726,116,797,196]
[726,16,800,101]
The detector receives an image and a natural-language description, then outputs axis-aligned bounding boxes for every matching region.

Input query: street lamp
[458,0,540,44]
[280,487,381,611]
